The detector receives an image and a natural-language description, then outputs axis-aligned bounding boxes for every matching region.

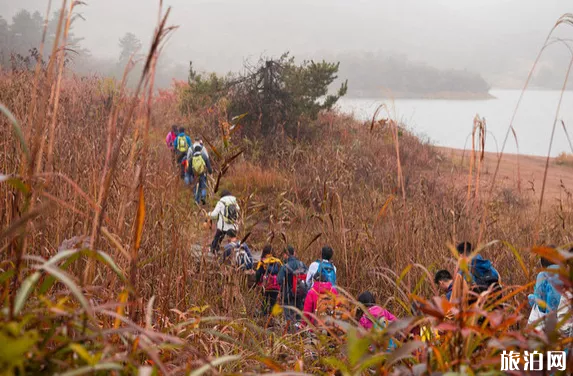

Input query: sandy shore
[438,147,573,202]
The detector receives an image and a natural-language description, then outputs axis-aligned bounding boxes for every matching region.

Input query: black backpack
[285,260,307,299]
[224,202,238,224]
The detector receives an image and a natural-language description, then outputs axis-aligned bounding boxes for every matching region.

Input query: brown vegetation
[1,4,573,375]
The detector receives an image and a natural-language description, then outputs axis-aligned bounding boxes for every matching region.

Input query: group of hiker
[435,242,573,340]
[166,125,212,205]
[229,238,396,334]
[165,125,572,339]
[433,241,502,305]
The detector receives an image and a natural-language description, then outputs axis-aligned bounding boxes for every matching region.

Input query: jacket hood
[472,255,493,273]
[368,306,386,319]
[313,281,334,294]
[220,195,237,205]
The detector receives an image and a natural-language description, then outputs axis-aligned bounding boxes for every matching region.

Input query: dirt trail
[440,147,573,202]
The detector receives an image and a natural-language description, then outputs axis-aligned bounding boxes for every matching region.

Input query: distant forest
[0,9,187,88]
[333,53,491,98]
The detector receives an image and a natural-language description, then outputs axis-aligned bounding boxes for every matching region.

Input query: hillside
[2,63,573,372]
[332,53,492,99]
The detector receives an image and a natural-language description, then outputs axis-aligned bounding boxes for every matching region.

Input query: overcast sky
[1,0,572,85]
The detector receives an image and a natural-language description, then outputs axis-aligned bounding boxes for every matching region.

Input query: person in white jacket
[186,139,209,161]
[208,190,240,253]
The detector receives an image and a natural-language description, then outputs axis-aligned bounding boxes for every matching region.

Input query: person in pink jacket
[356,291,396,330]
[303,273,338,326]
[165,125,177,150]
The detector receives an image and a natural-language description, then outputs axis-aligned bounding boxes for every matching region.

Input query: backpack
[262,259,281,292]
[314,290,351,331]
[234,244,253,270]
[285,261,307,298]
[191,154,207,175]
[471,257,500,294]
[316,260,336,285]
[177,136,189,153]
[223,202,239,224]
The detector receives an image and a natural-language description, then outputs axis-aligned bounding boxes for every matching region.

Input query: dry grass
[556,152,573,167]
[1,3,573,375]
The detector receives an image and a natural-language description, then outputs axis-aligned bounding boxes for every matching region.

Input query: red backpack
[261,258,282,292]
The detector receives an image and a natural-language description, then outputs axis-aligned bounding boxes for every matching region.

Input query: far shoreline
[345,91,496,100]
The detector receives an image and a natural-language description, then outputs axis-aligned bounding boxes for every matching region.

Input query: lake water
[337,89,573,157]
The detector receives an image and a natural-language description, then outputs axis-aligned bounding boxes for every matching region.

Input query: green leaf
[55,363,123,376]
[43,250,80,267]
[39,252,83,294]
[322,357,349,374]
[0,103,29,162]
[0,269,15,285]
[39,264,91,316]
[14,272,41,315]
[68,343,94,366]
[188,355,241,376]
[346,327,370,367]
[94,250,126,282]
[39,249,125,295]
[397,264,412,286]
[357,353,388,372]
[0,176,29,194]
[0,328,39,369]
[503,240,528,278]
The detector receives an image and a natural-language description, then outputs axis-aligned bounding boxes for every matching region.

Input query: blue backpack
[471,256,500,293]
[316,260,336,285]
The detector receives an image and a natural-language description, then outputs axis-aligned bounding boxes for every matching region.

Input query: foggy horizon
[1,0,572,89]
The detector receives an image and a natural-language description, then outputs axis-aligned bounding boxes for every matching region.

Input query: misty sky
[1,0,572,86]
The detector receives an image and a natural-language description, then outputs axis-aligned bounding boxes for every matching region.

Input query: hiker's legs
[176,153,186,178]
[283,295,296,323]
[193,175,206,204]
[185,168,193,186]
[294,296,305,321]
[210,229,226,253]
[199,174,207,204]
[193,180,201,204]
[263,291,279,315]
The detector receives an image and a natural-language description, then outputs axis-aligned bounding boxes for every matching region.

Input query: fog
[1,0,572,89]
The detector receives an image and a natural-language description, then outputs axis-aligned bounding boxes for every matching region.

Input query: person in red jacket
[303,272,338,326]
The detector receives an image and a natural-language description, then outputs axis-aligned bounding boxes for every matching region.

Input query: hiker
[528,255,563,330]
[222,230,253,270]
[356,291,397,352]
[174,127,191,176]
[191,138,209,159]
[435,269,470,314]
[356,291,396,330]
[456,241,501,295]
[278,245,308,324]
[255,245,283,316]
[186,144,212,204]
[434,270,454,301]
[165,125,177,151]
[306,246,337,288]
[302,272,347,328]
[208,190,239,254]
